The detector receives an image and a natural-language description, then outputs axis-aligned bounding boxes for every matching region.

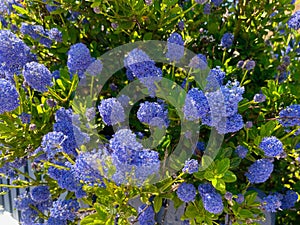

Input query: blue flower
[30,186,51,203]
[203,3,211,15]
[245,159,274,184]
[205,66,225,90]
[166,32,184,62]
[23,62,53,92]
[138,204,155,225]
[98,98,125,126]
[0,78,19,114]
[288,11,300,30]
[20,112,31,124]
[46,217,67,225]
[261,194,281,212]
[67,43,93,79]
[212,0,223,6]
[235,145,248,159]
[14,192,34,210]
[221,32,234,48]
[278,104,300,127]
[85,59,103,76]
[198,183,224,214]
[235,193,244,204]
[259,136,283,157]
[137,101,169,128]
[281,190,298,209]
[48,28,62,42]
[40,131,66,159]
[177,183,196,202]
[50,199,79,221]
[182,159,199,174]
[253,93,266,103]
[188,53,208,70]
[245,60,256,70]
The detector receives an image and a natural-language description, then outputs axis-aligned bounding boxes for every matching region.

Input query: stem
[240,70,248,86]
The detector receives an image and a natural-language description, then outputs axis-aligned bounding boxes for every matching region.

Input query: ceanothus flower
[261,194,281,212]
[46,217,67,225]
[288,11,300,30]
[166,32,184,62]
[67,43,93,79]
[198,183,224,214]
[245,60,256,70]
[85,59,103,76]
[235,193,244,204]
[98,98,125,126]
[137,101,169,128]
[278,104,300,127]
[188,53,207,70]
[23,61,53,92]
[221,32,234,48]
[203,3,211,15]
[259,136,283,157]
[253,93,266,103]
[0,78,19,114]
[245,159,274,184]
[30,186,51,203]
[50,199,80,221]
[212,0,223,6]
[182,159,199,174]
[281,190,298,209]
[177,183,197,202]
[48,28,62,42]
[235,145,248,159]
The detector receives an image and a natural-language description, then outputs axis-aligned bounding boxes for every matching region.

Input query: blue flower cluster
[184,80,244,134]
[177,182,197,202]
[0,157,27,179]
[0,29,34,80]
[67,43,94,79]
[278,104,300,127]
[98,97,125,126]
[253,93,266,103]
[0,78,19,114]
[138,204,155,225]
[188,53,208,70]
[85,59,103,76]
[280,190,298,209]
[261,194,282,212]
[20,23,62,47]
[137,101,169,128]
[203,3,211,15]
[108,129,160,186]
[234,193,244,204]
[288,10,300,30]
[182,159,199,174]
[244,60,256,70]
[235,145,248,159]
[14,189,52,224]
[198,183,224,214]
[39,131,67,159]
[259,136,284,157]
[245,159,274,183]
[212,0,223,6]
[20,112,31,124]
[166,32,184,62]
[221,32,234,48]
[23,62,53,92]
[124,48,162,97]
[205,66,226,91]
[50,199,79,222]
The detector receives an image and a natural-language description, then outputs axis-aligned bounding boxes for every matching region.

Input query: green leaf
[222,171,237,183]
[94,203,108,220]
[204,170,215,180]
[185,203,199,218]
[201,155,214,169]
[238,209,253,219]
[215,158,230,176]
[12,5,29,16]
[153,196,162,213]
[211,178,226,193]
[80,213,103,225]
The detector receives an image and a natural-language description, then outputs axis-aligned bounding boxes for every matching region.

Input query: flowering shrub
[0,0,300,225]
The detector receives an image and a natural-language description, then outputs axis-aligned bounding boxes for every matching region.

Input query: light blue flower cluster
[278,104,300,127]
[176,182,197,202]
[67,43,94,79]
[0,30,34,80]
[85,59,103,76]
[205,66,226,91]
[221,32,234,48]
[188,53,207,70]
[245,159,274,183]
[259,136,283,157]
[108,129,160,186]
[39,131,67,159]
[20,23,62,47]
[0,78,19,114]
[198,183,224,214]
[182,159,199,174]
[288,11,300,30]
[261,194,282,212]
[50,199,80,222]
[124,48,162,97]
[137,101,169,128]
[23,61,53,92]
[166,32,184,62]
[235,145,248,159]
[98,97,125,126]
[138,204,155,225]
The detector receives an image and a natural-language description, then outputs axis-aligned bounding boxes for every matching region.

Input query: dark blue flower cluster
[50,199,79,222]
[0,29,34,80]
[23,61,53,92]
[20,23,62,47]
[278,104,300,127]
[203,3,211,15]
[182,159,199,174]
[261,190,298,212]
[67,43,94,79]
[259,136,283,157]
[280,190,298,209]
[166,32,184,62]
[212,0,223,6]
[235,145,248,159]
[20,112,31,124]
[244,60,256,70]
[124,48,162,97]
[137,101,169,128]
[0,78,19,114]
[198,183,224,214]
[287,10,300,30]
[30,186,51,203]
[98,97,125,126]
[138,204,155,225]
[234,193,244,204]
[177,182,197,202]
[221,32,234,48]
[245,159,274,183]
